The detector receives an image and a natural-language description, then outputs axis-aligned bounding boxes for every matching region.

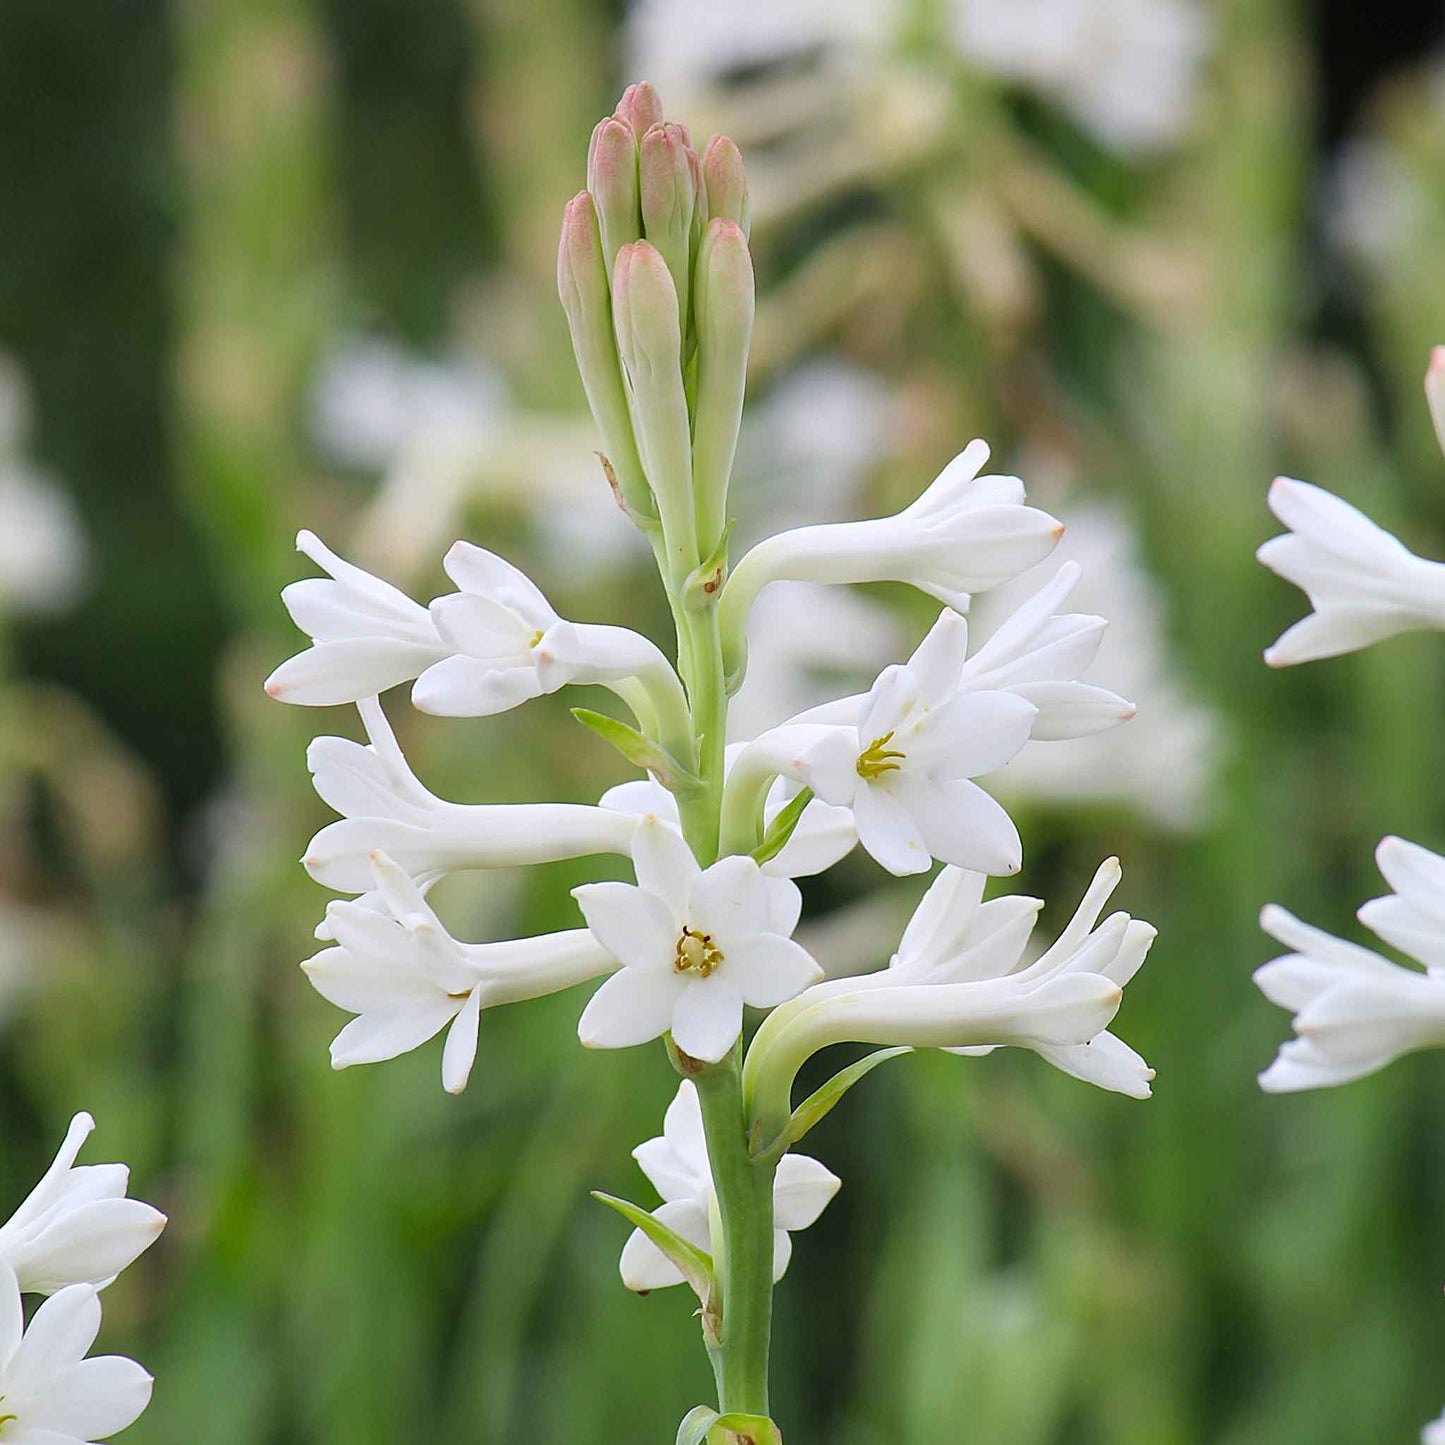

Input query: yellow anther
[856,730,906,781]
[674,926,724,978]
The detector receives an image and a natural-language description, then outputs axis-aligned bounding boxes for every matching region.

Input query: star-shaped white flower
[619,1080,840,1291]
[1255,836,1445,1092]
[0,1115,165,1297]
[1257,478,1445,666]
[0,1263,153,1443]
[412,541,684,719]
[304,851,617,1093]
[733,610,1036,876]
[265,531,449,706]
[575,818,823,1063]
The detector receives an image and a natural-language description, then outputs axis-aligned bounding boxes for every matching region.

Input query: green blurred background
[1,0,1444,1439]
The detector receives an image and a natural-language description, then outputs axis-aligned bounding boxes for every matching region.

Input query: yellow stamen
[856,730,906,781]
[674,926,724,978]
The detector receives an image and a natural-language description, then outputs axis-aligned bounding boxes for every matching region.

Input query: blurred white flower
[950,0,1210,155]
[304,851,617,1093]
[303,698,636,897]
[732,611,1038,876]
[976,499,1221,830]
[1424,1407,1445,1445]
[575,816,822,1062]
[1328,137,1426,270]
[265,530,449,706]
[413,541,685,720]
[1258,477,1445,666]
[0,1114,165,1297]
[619,1080,839,1291]
[0,1264,153,1444]
[1255,836,1445,1092]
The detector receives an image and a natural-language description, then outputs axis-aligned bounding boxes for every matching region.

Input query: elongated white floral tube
[718,440,1063,678]
[303,698,637,894]
[1257,478,1445,665]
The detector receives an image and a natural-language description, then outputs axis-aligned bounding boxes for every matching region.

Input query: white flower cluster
[0,1114,164,1442]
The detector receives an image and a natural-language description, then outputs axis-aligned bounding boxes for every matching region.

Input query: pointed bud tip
[615,82,665,137]
[1428,345,1445,378]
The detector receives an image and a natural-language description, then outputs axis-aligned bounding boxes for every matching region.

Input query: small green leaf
[571,709,701,793]
[684,519,735,610]
[591,1191,716,1302]
[750,787,814,866]
[712,1413,785,1443]
[676,1406,720,1445]
[754,1047,913,1161]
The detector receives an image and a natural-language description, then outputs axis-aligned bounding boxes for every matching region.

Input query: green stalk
[693,1050,778,1418]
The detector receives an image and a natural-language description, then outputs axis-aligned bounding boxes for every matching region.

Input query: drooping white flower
[574,817,823,1063]
[1255,836,1445,1092]
[950,0,1210,156]
[619,1080,840,1291]
[411,541,685,720]
[973,498,1220,831]
[303,698,637,898]
[731,610,1037,876]
[265,531,449,706]
[303,851,617,1093]
[600,745,857,879]
[0,1115,165,1297]
[720,441,1063,648]
[1257,478,1445,666]
[0,1264,153,1443]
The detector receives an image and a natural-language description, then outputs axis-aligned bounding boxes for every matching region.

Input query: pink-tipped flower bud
[587,116,641,273]
[691,219,755,555]
[702,135,750,238]
[1426,345,1445,460]
[615,82,665,139]
[557,192,653,522]
[613,241,695,572]
[639,122,699,341]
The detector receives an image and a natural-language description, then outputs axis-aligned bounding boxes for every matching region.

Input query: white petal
[21,1355,154,1439]
[430,591,536,661]
[892,777,1022,876]
[572,882,677,971]
[442,541,557,628]
[264,639,445,705]
[618,1199,711,1292]
[1375,836,1445,922]
[9,1200,166,1295]
[631,817,700,913]
[724,935,823,1009]
[7,1285,101,1385]
[577,968,686,1050]
[1011,680,1135,740]
[659,1081,709,1176]
[904,688,1036,777]
[441,988,483,1094]
[853,783,932,876]
[773,1154,841,1231]
[1036,1032,1154,1098]
[328,1001,460,1068]
[411,655,545,717]
[770,1227,794,1282]
[670,977,744,1063]
[689,856,773,947]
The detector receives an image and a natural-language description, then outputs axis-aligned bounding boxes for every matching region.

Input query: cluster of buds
[558,83,753,579]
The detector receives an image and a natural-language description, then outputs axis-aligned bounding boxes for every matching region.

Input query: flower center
[856,730,906,781]
[674,926,724,978]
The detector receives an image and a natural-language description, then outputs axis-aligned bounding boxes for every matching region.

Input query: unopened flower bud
[614,81,665,139]
[702,135,750,238]
[557,192,654,522]
[588,116,641,273]
[639,122,699,342]
[613,241,695,573]
[1426,345,1445,459]
[691,219,754,555]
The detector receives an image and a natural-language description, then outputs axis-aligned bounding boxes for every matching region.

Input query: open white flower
[0,1115,165,1297]
[719,440,1063,659]
[0,1264,153,1443]
[303,852,617,1093]
[575,817,823,1063]
[411,541,686,720]
[1257,478,1445,666]
[1255,836,1445,1092]
[744,857,1155,1138]
[730,610,1036,876]
[600,747,857,879]
[620,1080,840,1291]
[303,699,637,898]
[265,530,449,706]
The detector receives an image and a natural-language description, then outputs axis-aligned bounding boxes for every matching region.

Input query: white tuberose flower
[411,541,684,719]
[619,1080,840,1292]
[303,851,617,1093]
[575,817,823,1063]
[1255,836,1445,1092]
[1257,478,1445,666]
[0,1264,153,1443]
[265,531,449,706]
[1423,1406,1445,1445]
[720,440,1063,640]
[303,699,636,897]
[735,610,1037,876]
[0,1115,165,1296]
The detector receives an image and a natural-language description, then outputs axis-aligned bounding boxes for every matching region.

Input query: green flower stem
[693,1050,778,1418]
